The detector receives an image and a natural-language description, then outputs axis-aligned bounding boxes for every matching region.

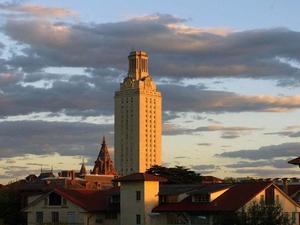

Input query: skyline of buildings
[0,1,300,183]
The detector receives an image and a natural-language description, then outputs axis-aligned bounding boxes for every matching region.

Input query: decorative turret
[79,158,87,176]
[92,137,117,175]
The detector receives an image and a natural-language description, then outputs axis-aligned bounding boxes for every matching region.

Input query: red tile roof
[288,157,300,165]
[54,187,120,212]
[114,173,167,182]
[153,182,272,213]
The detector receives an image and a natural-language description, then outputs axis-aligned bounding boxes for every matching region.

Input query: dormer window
[49,192,62,206]
[110,195,120,204]
[159,195,167,204]
[193,194,210,203]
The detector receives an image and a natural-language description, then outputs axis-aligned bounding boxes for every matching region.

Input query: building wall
[115,51,162,176]
[85,212,120,225]
[120,182,145,225]
[120,181,163,225]
[84,174,114,190]
[275,188,300,225]
[138,89,162,173]
[115,89,140,176]
[144,181,161,225]
[26,195,85,225]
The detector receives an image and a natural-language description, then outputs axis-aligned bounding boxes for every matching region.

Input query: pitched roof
[288,157,300,165]
[159,184,203,196]
[114,173,167,182]
[287,184,300,197]
[189,184,231,195]
[153,182,272,213]
[54,187,120,212]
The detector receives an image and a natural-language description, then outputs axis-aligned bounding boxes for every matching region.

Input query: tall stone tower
[115,51,162,176]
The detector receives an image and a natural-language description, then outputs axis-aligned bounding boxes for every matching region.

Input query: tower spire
[79,157,87,176]
[92,136,117,175]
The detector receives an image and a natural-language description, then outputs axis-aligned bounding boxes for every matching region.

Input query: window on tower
[136,191,141,201]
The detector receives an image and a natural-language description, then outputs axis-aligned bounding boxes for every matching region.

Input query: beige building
[23,187,120,225]
[115,173,167,225]
[23,174,300,225]
[115,51,162,176]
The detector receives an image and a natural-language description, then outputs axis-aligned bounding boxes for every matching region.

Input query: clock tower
[114,51,162,176]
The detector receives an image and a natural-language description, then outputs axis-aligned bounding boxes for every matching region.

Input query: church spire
[79,157,87,176]
[92,136,117,175]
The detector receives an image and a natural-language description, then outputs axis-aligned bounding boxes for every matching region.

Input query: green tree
[146,165,202,184]
[0,188,22,225]
[213,201,293,225]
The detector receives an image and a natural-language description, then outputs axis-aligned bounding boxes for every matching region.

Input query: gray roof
[159,184,203,195]
[189,184,231,195]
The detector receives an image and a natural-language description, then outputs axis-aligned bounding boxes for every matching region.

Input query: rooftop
[288,157,300,166]
[56,187,119,212]
[153,182,272,213]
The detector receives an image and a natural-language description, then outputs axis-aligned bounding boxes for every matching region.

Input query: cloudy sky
[0,0,300,183]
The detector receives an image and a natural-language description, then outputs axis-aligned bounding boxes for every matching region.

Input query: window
[67,212,76,224]
[292,212,296,223]
[95,215,103,224]
[110,195,120,204]
[51,212,59,224]
[62,198,67,205]
[136,191,141,201]
[136,214,141,224]
[265,186,275,205]
[36,212,43,224]
[159,195,167,204]
[49,192,62,206]
[276,194,280,203]
[105,212,117,219]
[260,195,264,203]
[193,194,210,203]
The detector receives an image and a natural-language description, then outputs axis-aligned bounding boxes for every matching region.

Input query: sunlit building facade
[114,51,162,176]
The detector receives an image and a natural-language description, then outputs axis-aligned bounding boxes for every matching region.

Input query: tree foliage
[146,165,202,184]
[0,188,22,225]
[213,201,293,225]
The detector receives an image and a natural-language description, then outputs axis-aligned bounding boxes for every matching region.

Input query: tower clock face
[124,77,134,88]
